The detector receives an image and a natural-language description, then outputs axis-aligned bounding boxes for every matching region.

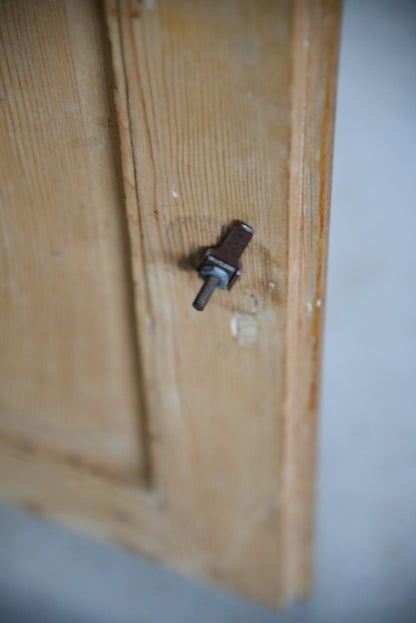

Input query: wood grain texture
[106,0,291,605]
[104,0,340,605]
[282,0,340,599]
[0,0,340,608]
[0,0,148,479]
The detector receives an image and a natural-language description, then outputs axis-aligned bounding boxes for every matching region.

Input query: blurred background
[1,0,415,621]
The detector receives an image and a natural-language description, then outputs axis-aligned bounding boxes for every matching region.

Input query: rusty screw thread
[192,274,221,311]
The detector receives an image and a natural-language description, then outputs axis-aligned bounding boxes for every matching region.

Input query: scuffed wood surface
[0,0,339,608]
[106,0,291,605]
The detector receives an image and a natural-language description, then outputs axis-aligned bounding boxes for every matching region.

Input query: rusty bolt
[192,222,254,311]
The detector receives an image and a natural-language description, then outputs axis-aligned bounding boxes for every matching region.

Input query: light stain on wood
[0,0,339,607]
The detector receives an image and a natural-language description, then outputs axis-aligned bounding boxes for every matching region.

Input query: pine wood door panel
[0,0,150,480]
[0,0,340,608]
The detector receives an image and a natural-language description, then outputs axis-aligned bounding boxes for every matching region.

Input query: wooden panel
[282,0,340,597]
[105,0,292,604]
[0,431,167,559]
[104,0,339,604]
[0,0,339,608]
[0,0,148,479]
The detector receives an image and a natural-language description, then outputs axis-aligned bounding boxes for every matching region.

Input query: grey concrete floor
[1,1,416,621]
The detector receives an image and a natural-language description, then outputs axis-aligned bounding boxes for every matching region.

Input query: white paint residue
[316,299,322,307]
[268,281,276,291]
[171,185,178,198]
[306,301,313,316]
[230,314,258,347]
[62,99,77,114]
